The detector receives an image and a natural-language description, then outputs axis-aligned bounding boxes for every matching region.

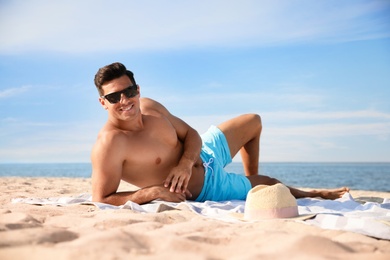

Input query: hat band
[244,206,298,220]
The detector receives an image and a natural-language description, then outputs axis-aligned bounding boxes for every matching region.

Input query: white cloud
[0,142,91,163]
[0,0,388,54]
[0,86,31,98]
[262,110,390,122]
[154,91,327,114]
[265,122,390,138]
[0,119,101,162]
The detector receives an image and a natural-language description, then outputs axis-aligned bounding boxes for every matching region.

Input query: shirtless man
[91,62,349,206]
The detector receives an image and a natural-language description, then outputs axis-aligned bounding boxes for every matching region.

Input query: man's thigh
[217,114,261,157]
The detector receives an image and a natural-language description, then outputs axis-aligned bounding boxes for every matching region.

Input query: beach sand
[0,177,389,260]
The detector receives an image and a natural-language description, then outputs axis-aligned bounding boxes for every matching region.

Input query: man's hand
[153,185,190,202]
[163,163,192,196]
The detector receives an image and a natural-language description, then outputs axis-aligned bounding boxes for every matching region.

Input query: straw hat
[233,183,315,221]
[244,183,299,220]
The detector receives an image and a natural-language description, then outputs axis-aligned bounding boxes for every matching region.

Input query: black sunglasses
[102,85,138,104]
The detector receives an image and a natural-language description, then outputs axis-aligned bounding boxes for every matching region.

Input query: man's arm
[140,98,202,194]
[92,185,186,206]
[164,123,201,194]
[91,131,186,206]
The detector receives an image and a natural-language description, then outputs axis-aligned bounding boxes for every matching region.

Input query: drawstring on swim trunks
[203,158,214,177]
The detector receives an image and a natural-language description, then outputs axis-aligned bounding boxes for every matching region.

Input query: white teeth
[122,104,133,111]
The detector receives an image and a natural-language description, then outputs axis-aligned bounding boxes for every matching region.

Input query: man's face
[99,75,140,120]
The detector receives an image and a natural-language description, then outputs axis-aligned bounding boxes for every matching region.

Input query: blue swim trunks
[195,125,252,202]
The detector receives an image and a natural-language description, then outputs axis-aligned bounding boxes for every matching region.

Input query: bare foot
[313,187,350,200]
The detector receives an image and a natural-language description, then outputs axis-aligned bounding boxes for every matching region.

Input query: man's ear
[99,97,108,110]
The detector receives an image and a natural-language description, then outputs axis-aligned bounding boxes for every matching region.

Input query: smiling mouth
[120,104,134,111]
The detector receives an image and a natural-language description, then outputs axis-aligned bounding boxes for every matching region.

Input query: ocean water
[227,162,390,192]
[0,162,389,192]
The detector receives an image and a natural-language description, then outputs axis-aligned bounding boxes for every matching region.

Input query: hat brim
[229,212,316,222]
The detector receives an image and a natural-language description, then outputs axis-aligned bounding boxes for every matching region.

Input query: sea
[0,162,389,192]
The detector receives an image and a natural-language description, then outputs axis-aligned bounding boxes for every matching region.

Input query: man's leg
[218,114,261,176]
[218,114,349,200]
[246,175,350,199]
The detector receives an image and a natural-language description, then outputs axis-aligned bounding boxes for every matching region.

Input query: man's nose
[119,93,129,103]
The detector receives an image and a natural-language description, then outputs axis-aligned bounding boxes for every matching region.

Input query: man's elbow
[92,194,106,203]
[92,191,114,204]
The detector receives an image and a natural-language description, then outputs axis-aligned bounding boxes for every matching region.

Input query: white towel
[12,192,390,240]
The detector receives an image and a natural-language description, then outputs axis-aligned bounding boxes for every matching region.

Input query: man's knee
[263,176,280,185]
[254,113,262,127]
[247,113,262,133]
[242,113,262,138]
[247,175,280,187]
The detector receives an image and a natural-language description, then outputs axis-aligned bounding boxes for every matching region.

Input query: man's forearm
[96,185,187,206]
[97,187,159,206]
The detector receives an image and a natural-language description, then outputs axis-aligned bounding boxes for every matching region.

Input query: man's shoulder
[95,126,127,148]
[91,127,128,164]
[140,97,169,116]
[140,97,158,108]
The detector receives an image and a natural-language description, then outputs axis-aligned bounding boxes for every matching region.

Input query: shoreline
[1,177,389,259]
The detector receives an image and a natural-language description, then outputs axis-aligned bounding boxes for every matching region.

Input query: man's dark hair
[94,62,136,96]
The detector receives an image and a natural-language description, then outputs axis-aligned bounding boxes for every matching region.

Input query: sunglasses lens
[124,86,138,98]
[105,93,121,104]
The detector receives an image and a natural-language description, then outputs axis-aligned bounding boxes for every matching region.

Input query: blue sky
[0,0,389,163]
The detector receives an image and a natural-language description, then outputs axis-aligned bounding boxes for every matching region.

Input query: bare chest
[121,117,182,186]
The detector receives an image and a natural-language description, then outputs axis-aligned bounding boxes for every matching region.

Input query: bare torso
[95,102,205,199]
